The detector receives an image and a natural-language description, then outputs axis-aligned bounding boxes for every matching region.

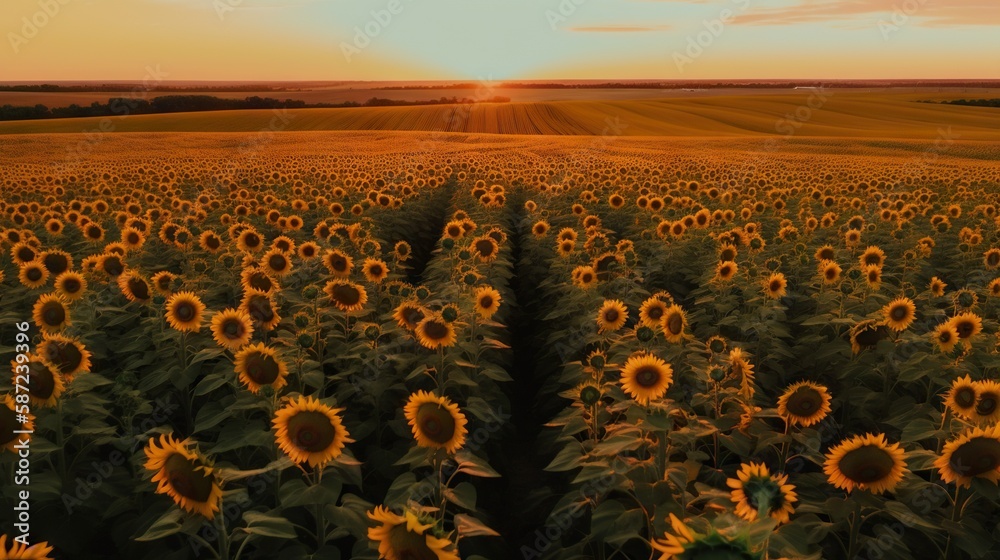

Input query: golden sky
[1,0,998,80]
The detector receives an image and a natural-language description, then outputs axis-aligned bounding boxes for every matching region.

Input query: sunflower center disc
[164,454,214,502]
[635,366,661,388]
[245,353,279,385]
[43,303,65,325]
[975,395,997,415]
[950,437,1000,477]
[288,411,337,452]
[29,362,55,400]
[787,388,820,417]
[839,445,895,484]
[332,284,361,306]
[422,321,450,341]
[891,307,907,321]
[955,387,976,407]
[417,404,456,444]
[224,320,242,338]
[666,314,683,334]
[388,524,437,560]
[269,255,286,270]
[176,304,194,321]
[129,279,150,300]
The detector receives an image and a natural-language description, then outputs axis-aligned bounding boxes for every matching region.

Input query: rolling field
[2,92,1000,138]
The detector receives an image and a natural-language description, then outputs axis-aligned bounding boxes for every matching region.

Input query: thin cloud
[568,24,672,32]
[732,0,999,26]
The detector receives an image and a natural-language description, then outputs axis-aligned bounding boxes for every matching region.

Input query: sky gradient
[2,0,998,81]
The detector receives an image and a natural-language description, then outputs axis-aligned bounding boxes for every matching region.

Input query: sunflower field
[2,134,1000,559]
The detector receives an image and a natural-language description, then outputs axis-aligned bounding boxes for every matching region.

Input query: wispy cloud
[568,24,672,32]
[732,0,999,26]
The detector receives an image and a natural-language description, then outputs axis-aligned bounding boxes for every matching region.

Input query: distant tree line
[941,99,1000,108]
[0,94,511,121]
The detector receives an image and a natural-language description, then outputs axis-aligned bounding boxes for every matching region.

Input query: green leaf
[454,514,500,538]
[242,511,297,539]
[135,509,185,542]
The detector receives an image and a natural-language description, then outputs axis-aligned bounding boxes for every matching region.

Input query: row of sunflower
[516,158,1000,559]
[0,160,517,560]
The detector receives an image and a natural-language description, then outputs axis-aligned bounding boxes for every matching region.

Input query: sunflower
[403,390,468,454]
[972,380,1000,425]
[367,506,460,560]
[360,258,390,283]
[236,228,264,252]
[11,356,65,408]
[861,265,882,290]
[324,280,369,313]
[164,291,205,332]
[473,285,502,319]
[859,246,886,268]
[151,271,178,296]
[777,381,832,427]
[471,235,499,262]
[234,343,288,393]
[240,267,279,295]
[298,241,320,260]
[41,249,72,276]
[660,305,687,344]
[117,271,152,303]
[18,260,49,289]
[37,333,91,379]
[947,312,983,345]
[54,271,87,301]
[714,260,738,282]
[850,320,888,354]
[935,424,1000,487]
[393,302,426,331]
[927,277,946,296]
[638,296,668,328]
[824,433,907,494]
[240,288,281,331]
[620,353,673,406]
[0,534,54,559]
[10,242,38,265]
[814,245,835,262]
[260,248,293,277]
[323,249,354,278]
[727,462,797,524]
[819,260,842,284]
[596,299,628,333]
[414,314,458,350]
[32,294,70,333]
[572,265,598,289]
[762,272,787,299]
[985,248,1000,270]
[273,395,352,468]
[932,322,961,354]
[96,253,126,278]
[211,308,254,351]
[651,514,761,560]
[944,375,979,419]
[144,434,221,519]
[882,297,916,332]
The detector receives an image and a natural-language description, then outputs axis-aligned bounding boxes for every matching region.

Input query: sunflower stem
[216,496,230,560]
[846,499,862,560]
[232,534,253,560]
